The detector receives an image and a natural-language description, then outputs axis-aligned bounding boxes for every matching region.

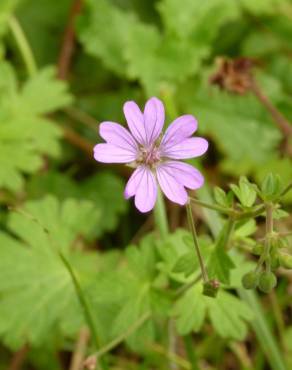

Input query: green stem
[237,205,265,220]
[88,312,150,359]
[189,197,233,215]
[186,201,209,283]
[189,197,265,220]
[280,181,292,197]
[154,188,169,239]
[174,273,201,298]
[59,252,100,350]
[183,335,200,370]
[221,218,235,250]
[8,16,37,77]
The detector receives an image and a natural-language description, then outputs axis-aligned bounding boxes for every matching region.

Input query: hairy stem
[186,201,209,283]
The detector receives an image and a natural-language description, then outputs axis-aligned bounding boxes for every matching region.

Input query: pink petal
[125,166,157,213]
[93,143,137,163]
[161,137,208,160]
[123,101,146,145]
[144,97,164,145]
[135,167,157,213]
[156,164,188,205]
[162,161,204,189]
[124,166,145,199]
[99,121,138,152]
[160,115,197,150]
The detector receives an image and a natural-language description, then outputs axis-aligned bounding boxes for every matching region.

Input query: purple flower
[94,97,208,213]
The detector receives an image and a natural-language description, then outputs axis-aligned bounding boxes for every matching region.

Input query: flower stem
[8,16,37,77]
[186,201,209,283]
[154,188,169,239]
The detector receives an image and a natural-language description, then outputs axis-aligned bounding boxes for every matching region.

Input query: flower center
[138,145,161,166]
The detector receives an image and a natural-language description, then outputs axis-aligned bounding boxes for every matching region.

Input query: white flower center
[138,145,161,167]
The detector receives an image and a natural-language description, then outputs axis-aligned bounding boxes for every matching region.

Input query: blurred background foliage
[0,0,291,369]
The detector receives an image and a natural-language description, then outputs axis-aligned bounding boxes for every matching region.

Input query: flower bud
[242,271,259,289]
[260,173,282,201]
[258,271,277,293]
[252,244,263,256]
[203,279,220,298]
[278,253,292,269]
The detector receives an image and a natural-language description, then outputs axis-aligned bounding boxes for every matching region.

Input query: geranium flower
[94,97,208,213]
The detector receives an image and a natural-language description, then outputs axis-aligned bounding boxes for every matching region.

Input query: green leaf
[156,229,212,283]
[234,219,257,239]
[240,0,291,15]
[173,285,253,340]
[230,177,257,207]
[80,172,127,237]
[172,252,197,277]
[213,186,230,207]
[0,196,100,348]
[158,0,239,41]
[27,171,127,238]
[182,79,282,175]
[208,245,235,284]
[111,282,154,353]
[0,62,72,192]
[108,234,170,353]
[260,172,282,201]
[126,234,158,282]
[78,0,240,94]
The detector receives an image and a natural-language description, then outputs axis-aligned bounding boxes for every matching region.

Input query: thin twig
[63,126,94,156]
[57,0,84,79]
[64,106,99,130]
[69,327,90,370]
[168,319,179,370]
[251,79,292,138]
[8,344,29,370]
